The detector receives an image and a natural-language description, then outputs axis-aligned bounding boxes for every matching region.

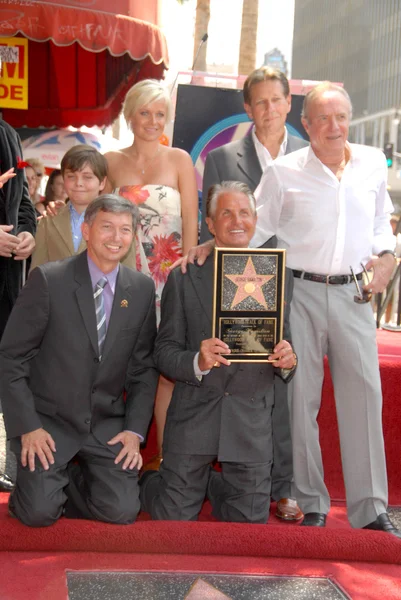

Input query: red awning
[0,0,169,128]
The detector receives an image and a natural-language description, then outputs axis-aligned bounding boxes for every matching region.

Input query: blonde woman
[105,79,198,466]
[25,157,45,214]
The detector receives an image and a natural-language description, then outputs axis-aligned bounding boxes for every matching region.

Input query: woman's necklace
[133,147,160,175]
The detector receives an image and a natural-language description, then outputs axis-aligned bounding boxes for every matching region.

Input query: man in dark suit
[140,181,296,522]
[200,67,308,244]
[0,119,37,492]
[199,69,307,521]
[0,194,158,527]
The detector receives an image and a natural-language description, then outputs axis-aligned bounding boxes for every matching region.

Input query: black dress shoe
[301,512,327,527]
[363,513,401,539]
[0,473,15,492]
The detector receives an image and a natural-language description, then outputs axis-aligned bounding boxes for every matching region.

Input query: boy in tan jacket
[30,145,136,271]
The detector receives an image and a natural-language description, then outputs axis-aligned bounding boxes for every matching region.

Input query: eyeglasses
[350,263,372,304]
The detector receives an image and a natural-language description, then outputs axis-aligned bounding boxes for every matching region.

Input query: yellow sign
[0,37,28,109]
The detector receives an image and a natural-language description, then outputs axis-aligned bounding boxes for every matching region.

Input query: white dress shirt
[252,126,288,172]
[252,143,395,274]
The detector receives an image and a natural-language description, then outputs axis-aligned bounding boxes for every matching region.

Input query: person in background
[44,169,68,209]
[0,195,158,527]
[200,67,308,244]
[105,79,198,470]
[30,145,136,272]
[24,165,38,203]
[198,67,308,522]
[140,181,297,522]
[25,158,46,215]
[0,119,36,493]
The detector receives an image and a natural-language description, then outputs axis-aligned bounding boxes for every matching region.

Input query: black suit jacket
[154,255,295,463]
[0,251,158,464]
[200,130,308,243]
[0,120,36,304]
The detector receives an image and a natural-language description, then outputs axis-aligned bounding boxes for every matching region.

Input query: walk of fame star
[225,257,274,309]
[185,577,231,598]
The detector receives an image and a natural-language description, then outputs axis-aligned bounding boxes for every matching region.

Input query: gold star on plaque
[225,257,274,309]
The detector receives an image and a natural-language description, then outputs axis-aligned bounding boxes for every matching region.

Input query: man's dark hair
[61,144,108,182]
[243,67,290,105]
[84,193,139,231]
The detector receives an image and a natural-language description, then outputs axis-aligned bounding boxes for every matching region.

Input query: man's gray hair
[206,181,256,219]
[84,194,139,231]
[302,81,353,120]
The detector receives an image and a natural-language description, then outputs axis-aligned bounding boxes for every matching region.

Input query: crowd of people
[0,68,400,540]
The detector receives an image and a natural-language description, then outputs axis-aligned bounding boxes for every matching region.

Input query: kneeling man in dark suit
[0,194,158,527]
[141,181,296,523]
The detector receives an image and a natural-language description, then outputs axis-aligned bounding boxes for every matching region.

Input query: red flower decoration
[119,185,150,206]
[148,233,181,285]
[16,156,30,169]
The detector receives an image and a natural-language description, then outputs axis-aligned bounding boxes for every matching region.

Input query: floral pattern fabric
[115,184,182,323]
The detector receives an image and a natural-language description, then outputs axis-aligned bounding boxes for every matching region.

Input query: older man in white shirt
[254,82,400,538]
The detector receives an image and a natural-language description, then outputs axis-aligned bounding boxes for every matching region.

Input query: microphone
[191,33,209,71]
[169,32,208,98]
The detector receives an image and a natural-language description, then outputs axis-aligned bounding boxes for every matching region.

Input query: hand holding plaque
[198,337,231,371]
[212,248,286,362]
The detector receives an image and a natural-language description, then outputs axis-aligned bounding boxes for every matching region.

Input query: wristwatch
[378,250,397,260]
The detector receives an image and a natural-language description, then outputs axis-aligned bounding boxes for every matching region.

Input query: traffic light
[384,143,394,168]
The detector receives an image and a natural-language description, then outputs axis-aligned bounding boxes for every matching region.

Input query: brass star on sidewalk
[225,257,274,309]
[185,577,231,598]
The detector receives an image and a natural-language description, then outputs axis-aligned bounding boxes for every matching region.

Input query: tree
[175,0,210,71]
[192,0,210,71]
[238,0,259,75]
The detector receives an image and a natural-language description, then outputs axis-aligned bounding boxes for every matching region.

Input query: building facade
[292,0,401,120]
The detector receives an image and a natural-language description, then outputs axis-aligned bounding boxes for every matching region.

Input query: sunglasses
[350,263,372,304]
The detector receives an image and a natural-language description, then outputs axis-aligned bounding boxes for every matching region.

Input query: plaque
[212,248,286,362]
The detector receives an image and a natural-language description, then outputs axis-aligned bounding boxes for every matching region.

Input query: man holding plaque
[199,67,307,522]
[140,181,297,523]
[253,82,401,538]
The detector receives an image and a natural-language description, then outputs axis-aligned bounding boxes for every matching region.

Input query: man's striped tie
[94,277,108,357]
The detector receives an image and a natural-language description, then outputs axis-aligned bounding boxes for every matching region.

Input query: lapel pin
[121,299,128,308]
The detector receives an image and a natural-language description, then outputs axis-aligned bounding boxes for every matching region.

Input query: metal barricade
[376,260,401,330]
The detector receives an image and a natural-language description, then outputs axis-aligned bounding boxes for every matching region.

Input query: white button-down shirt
[252,143,395,274]
[252,126,288,172]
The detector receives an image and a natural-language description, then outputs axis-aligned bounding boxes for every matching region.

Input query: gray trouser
[289,278,388,528]
[10,433,140,527]
[271,376,293,500]
[140,452,272,523]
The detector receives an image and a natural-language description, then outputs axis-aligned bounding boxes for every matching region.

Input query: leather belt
[292,269,363,285]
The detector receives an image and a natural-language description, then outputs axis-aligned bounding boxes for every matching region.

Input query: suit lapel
[74,252,99,356]
[77,237,87,254]
[286,132,297,155]
[101,266,133,360]
[236,134,263,190]
[0,126,13,212]
[286,132,308,155]
[189,255,214,327]
[53,204,76,255]
[189,255,242,382]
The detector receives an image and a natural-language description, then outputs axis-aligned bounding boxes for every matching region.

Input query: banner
[0,37,28,109]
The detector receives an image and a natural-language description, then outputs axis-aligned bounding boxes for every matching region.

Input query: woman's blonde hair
[123,79,171,126]
[24,157,45,177]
